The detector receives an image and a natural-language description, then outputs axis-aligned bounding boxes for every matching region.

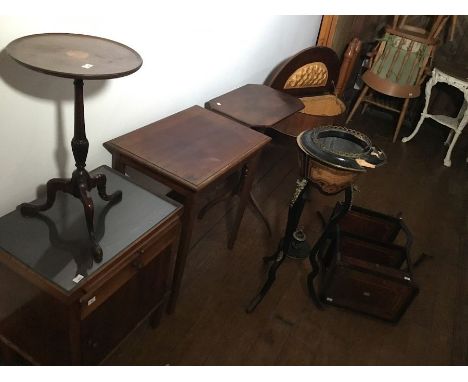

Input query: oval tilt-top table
[6,33,143,261]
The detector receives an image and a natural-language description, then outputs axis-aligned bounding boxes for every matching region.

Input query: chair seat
[362,70,421,99]
[299,94,346,116]
[272,95,346,139]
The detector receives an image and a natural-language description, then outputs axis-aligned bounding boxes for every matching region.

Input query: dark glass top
[0,166,179,293]
[6,33,143,80]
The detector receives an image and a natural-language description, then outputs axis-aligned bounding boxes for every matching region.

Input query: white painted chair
[402,67,468,167]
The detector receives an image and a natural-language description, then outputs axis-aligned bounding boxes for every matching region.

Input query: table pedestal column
[20,79,122,262]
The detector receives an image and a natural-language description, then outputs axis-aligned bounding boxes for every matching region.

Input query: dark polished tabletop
[6,33,143,80]
[104,105,271,191]
[0,166,179,293]
[205,84,304,129]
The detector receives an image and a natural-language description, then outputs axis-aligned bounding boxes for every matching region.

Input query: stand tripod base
[246,180,353,313]
[20,169,122,262]
[286,229,310,259]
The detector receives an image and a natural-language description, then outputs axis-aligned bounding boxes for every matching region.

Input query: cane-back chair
[346,17,449,142]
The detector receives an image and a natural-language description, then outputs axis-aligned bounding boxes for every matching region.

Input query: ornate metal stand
[20,80,122,262]
[246,179,353,313]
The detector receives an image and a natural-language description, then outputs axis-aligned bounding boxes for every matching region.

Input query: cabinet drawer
[79,222,179,319]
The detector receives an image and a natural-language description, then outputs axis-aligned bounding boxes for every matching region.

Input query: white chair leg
[444,130,455,146]
[403,74,436,143]
[402,114,426,143]
[443,131,461,167]
[444,113,468,167]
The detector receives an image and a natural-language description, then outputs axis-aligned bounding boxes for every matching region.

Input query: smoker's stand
[246,178,353,312]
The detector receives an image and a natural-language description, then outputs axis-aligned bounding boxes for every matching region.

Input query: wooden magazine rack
[316,204,419,322]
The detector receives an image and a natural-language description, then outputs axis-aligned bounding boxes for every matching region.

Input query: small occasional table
[0,166,182,365]
[6,33,143,260]
[205,84,305,231]
[103,105,271,312]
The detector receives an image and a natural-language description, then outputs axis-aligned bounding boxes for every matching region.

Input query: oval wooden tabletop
[6,33,143,80]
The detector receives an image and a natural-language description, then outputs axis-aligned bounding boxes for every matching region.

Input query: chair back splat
[345,17,449,142]
[268,46,340,97]
[363,32,432,99]
[266,40,361,139]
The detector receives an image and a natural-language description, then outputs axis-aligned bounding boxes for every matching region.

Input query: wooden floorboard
[105,108,468,366]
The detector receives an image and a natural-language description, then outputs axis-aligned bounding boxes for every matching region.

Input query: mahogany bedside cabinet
[0,166,182,365]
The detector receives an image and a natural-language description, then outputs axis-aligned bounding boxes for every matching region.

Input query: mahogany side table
[103,105,271,312]
[205,84,304,232]
[6,33,143,261]
[0,166,182,365]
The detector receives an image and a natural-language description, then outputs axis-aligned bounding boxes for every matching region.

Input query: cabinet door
[0,263,72,365]
[137,247,173,319]
[81,245,174,365]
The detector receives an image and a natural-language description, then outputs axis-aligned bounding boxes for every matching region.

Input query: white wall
[0,15,321,216]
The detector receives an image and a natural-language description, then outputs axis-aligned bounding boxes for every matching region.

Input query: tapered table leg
[197,156,272,240]
[167,192,197,313]
[228,154,262,249]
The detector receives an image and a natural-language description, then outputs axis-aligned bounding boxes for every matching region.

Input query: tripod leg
[263,240,282,263]
[78,184,103,262]
[246,249,286,313]
[93,173,122,203]
[20,178,71,216]
[246,179,309,313]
